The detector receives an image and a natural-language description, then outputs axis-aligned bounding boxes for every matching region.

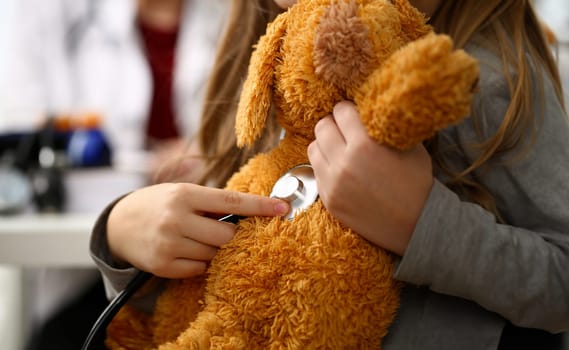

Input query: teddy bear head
[235,0,432,147]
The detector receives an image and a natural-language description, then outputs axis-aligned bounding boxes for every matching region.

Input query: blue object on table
[67,118,111,168]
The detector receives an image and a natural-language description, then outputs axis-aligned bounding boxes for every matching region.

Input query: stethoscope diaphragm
[270,164,319,220]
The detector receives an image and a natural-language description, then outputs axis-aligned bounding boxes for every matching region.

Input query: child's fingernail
[274,202,290,215]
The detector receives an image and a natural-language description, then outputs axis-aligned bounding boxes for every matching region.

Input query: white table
[0,167,145,267]
[0,214,98,350]
[0,213,96,267]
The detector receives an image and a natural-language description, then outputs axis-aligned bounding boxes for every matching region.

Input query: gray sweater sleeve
[90,196,163,313]
[395,46,569,333]
[89,195,140,301]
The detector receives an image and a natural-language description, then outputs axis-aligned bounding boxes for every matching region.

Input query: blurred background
[535,0,569,100]
[0,0,567,349]
[0,0,227,349]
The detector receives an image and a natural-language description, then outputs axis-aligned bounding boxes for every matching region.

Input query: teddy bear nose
[271,175,305,202]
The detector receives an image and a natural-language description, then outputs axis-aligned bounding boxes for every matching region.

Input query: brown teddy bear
[106,0,479,348]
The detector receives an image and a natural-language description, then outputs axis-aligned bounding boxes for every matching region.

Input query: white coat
[0,0,229,167]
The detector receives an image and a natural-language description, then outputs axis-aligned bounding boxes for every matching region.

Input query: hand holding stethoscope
[82,165,319,349]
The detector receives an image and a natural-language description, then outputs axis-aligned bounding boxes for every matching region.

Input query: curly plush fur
[106,0,479,348]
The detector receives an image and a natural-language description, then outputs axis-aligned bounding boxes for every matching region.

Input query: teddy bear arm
[355,33,479,149]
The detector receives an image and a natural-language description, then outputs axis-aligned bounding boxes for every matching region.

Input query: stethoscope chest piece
[270,164,319,220]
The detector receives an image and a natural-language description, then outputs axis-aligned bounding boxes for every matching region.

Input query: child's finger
[187,186,290,218]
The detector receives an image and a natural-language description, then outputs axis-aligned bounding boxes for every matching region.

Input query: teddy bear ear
[235,12,289,148]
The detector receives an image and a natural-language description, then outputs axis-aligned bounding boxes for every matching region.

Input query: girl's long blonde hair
[428,0,565,218]
[195,0,565,217]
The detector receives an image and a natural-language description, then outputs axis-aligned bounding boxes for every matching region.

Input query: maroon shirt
[137,18,180,147]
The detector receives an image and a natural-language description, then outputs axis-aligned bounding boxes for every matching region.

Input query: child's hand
[308,101,433,256]
[107,183,289,278]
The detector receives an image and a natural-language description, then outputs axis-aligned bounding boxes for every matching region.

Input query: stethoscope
[81,164,319,350]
